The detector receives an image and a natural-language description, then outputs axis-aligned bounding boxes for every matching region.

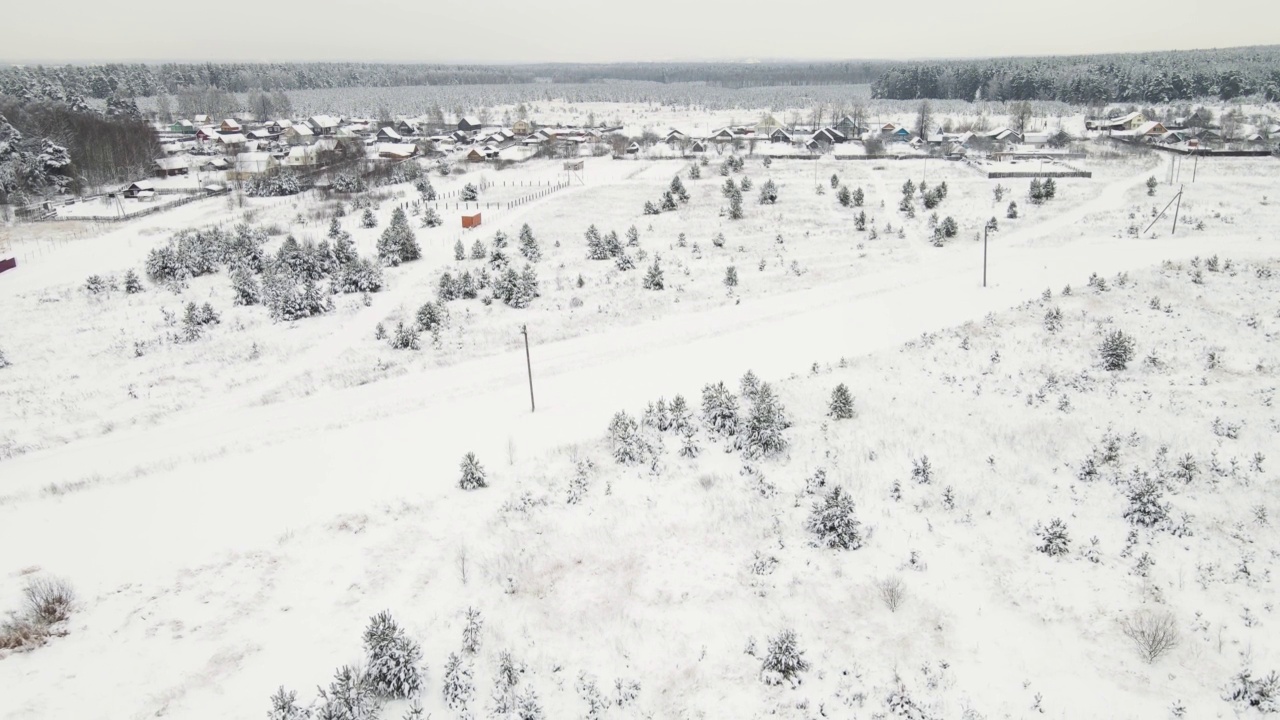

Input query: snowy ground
[1,121,1279,720]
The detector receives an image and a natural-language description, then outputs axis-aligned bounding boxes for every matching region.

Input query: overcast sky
[5,0,1278,64]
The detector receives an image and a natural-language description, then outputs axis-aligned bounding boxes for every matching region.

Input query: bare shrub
[24,577,75,625]
[0,614,48,651]
[877,576,906,612]
[1121,609,1179,663]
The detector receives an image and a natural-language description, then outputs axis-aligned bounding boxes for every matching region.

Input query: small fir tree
[1007,201,1019,219]
[461,183,479,201]
[1100,330,1136,371]
[642,255,664,290]
[806,486,864,550]
[828,383,855,419]
[454,239,466,261]
[123,269,144,294]
[724,265,738,288]
[361,209,377,228]
[470,239,486,260]
[758,179,778,204]
[459,452,487,490]
[442,653,474,712]
[701,382,739,435]
[1036,519,1071,557]
[760,630,810,686]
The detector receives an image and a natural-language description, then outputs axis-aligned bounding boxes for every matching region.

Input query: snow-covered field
[2,112,1279,720]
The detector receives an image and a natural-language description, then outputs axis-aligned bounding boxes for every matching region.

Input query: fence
[32,188,232,222]
[985,170,1092,179]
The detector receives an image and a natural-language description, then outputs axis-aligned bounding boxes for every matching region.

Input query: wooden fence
[985,170,1092,179]
[33,189,232,222]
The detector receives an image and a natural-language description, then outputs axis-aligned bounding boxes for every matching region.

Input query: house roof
[309,115,341,128]
[221,119,242,129]
[1134,121,1166,135]
[1022,132,1052,144]
[377,127,404,140]
[377,143,417,158]
[200,157,230,168]
[461,116,480,126]
[124,180,155,191]
[248,129,275,139]
[288,125,314,136]
[235,152,275,171]
[155,157,187,171]
[218,133,247,144]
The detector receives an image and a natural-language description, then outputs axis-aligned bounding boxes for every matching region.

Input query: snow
[2,112,1280,720]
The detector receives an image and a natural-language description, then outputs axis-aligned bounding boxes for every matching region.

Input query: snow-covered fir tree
[661,190,678,212]
[852,187,865,206]
[361,209,377,228]
[415,177,436,201]
[470,239,486,260]
[420,207,442,228]
[670,175,689,202]
[1036,518,1071,557]
[1124,473,1169,528]
[415,301,448,333]
[459,452,487,490]
[737,382,789,458]
[701,382,740,436]
[807,486,863,549]
[442,653,474,712]
[453,239,465,261]
[760,630,809,687]
[828,383,855,419]
[758,179,778,204]
[608,411,645,465]
[461,183,479,201]
[669,394,692,432]
[389,321,420,350]
[461,607,483,653]
[642,254,664,290]
[267,686,311,720]
[314,665,376,720]
[724,265,738,288]
[363,611,423,699]
[625,225,640,246]
[230,266,261,306]
[123,269,144,294]
[728,190,744,219]
[518,224,540,261]
[376,208,420,267]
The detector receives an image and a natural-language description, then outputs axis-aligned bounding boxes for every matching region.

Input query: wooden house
[1099,112,1144,132]
[709,127,736,142]
[154,157,189,177]
[376,127,404,143]
[458,116,481,132]
[466,148,486,163]
[193,114,211,125]
[689,140,707,153]
[199,157,230,171]
[168,120,196,134]
[755,114,782,135]
[285,125,315,144]
[813,127,846,144]
[396,120,420,137]
[834,116,866,138]
[219,119,242,134]
[512,119,532,136]
[217,133,247,153]
[377,143,417,159]
[121,180,155,198]
[307,115,341,135]
[769,128,793,144]
[1134,121,1168,137]
[626,141,640,154]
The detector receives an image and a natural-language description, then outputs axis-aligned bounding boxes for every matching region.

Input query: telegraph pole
[983,218,998,288]
[521,324,535,412]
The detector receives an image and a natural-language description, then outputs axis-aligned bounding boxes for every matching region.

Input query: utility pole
[520,324,535,412]
[1191,152,1199,183]
[1171,185,1183,235]
[983,221,994,288]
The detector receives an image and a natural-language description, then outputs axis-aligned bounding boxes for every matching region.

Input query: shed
[155,156,189,177]
[462,213,482,229]
[121,181,155,198]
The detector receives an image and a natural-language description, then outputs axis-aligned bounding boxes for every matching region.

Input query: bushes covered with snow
[760,629,809,686]
[807,486,864,550]
[459,452,487,490]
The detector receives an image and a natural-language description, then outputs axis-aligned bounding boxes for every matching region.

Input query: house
[887,127,912,142]
[709,127,736,142]
[1134,121,1168,137]
[197,125,221,142]
[219,119,242,134]
[755,114,782,135]
[769,128,793,144]
[263,121,285,135]
[396,120,420,137]
[154,156,189,177]
[805,138,822,152]
[458,116,481,132]
[307,115,341,135]
[285,125,315,144]
[217,133,247,152]
[689,140,707,153]
[512,119,532,136]
[168,120,196,134]
[247,128,276,141]
[376,127,404,143]
[982,127,1020,144]
[199,157,231,171]
[193,114,211,125]
[121,180,155,198]
[1156,131,1185,145]
[376,143,418,159]
[626,141,640,154]
[813,127,847,144]
[1021,131,1052,147]
[834,116,866,138]
[664,129,689,144]
[234,152,276,175]
[466,148,486,163]
[1099,111,1144,132]
[284,145,317,167]
[880,123,897,133]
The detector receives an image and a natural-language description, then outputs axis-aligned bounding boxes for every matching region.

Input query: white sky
[4,0,1279,64]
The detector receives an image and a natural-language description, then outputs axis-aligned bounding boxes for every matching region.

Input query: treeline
[0,61,890,102]
[0,97,160,197]
[871,45,1280,103]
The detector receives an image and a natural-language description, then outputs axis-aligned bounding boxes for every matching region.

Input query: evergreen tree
[608,411,645,465]
[855,210,867,231]
[442,653,474,712]
[728,191,744,219]
[492,230,508,249]
[837,185,851,207]
[462,607,483,653]
[1043,178,1057,199]
[828,383,855,419]
[1036,518,1071,557]
[642,254,664,290]
[454,239,465,261]
[1007,201,1019,219]
[415,177,437,201]
[806,486,863,550]
[852,187,865,206]
[460,183,479,201]
[470,239,486,260]
[363,611,423,699]
[758,179,778,204]
[670,175,689,202]
[419,207,442,228]
[661,190,678,211]
[736,382,789,459]
[1124,474,1168,528]
[415,301,449,333]
[669,394,692,432]
[724,265,738,288]
[603,230,623,258]
[376,208,420,266]
[830,173,840,189]
[1100,330,1136,371]
[740,176,752,191]
[902,178,916,197]
[615,252,635,272]
[389,321,420,350]
[700,381,739,436]
[361,209,377,228]
[625,225,640,246]
[518,224,540,262]
[328,217,344,239]
[267,686,310,720]
[760,630,809,686]
[123,269,144,294]
[1029,178,1045,204]
[688,163,701,180]
[230,266,262,306]
[585,225,609,260]
[314,665,375,720]
[1146,176,1158,196]
[459,452,487,489]
[643,200,660,215]
[722,177,738,197]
